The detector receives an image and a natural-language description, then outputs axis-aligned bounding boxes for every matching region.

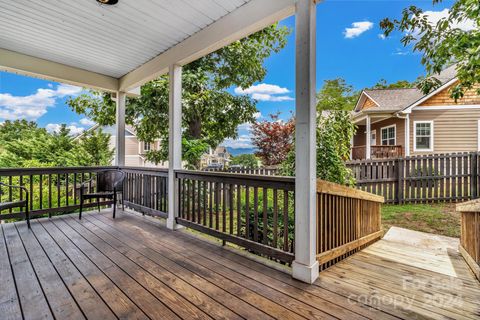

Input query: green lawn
[381,203,460,238]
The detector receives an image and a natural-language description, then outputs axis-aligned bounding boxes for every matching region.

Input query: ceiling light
[96,0,118,5]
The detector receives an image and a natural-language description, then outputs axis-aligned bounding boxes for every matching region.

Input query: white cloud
[223,134,254,149]
[344,21,373,39]
[46,123,85,136]
[393,48,410,56]
[378,34,386,40]
[234,83,293,102]
[79,118,96,126]
[422,8,475,32]
[0,84,83,121]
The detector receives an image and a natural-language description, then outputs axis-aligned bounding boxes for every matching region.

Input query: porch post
[292,0,319,284]
[114,91,126,166]
[366,115,371,159]
[405,114,410,156]
[167,64,183,230]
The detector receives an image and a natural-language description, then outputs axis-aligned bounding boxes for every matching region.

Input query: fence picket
[347,152,480,204]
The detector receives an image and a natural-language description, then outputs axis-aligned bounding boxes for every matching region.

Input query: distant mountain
[227,147,256,156]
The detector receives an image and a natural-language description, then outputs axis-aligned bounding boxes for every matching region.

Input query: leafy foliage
[380,0,480,100]
[316,78,359,111]
[251,113,294,166]
[68,24,290,169]
[0,120,113,168]
[371,79,416,89]
[281,111,356,186]
[230,154,259,168]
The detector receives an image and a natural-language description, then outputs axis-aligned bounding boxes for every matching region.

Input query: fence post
[396,158,404,204]
[470,152,478,199]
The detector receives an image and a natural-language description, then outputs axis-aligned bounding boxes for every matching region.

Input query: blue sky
[0,0,456,149]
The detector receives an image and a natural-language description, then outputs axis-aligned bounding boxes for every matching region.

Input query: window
[414,121,433,151]
[144,142,151,152]
[381,125,396,145]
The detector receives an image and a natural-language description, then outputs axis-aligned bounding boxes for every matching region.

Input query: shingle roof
[363,88,424,111]
[357,65,458,113]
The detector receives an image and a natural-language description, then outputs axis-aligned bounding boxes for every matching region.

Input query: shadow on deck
[1,210,479,320]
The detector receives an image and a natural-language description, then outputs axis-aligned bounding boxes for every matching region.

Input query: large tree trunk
[188,119,202,139]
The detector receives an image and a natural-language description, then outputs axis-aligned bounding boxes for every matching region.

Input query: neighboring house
[76,124,167,168]
[201,146,231,169]
[351,65,480,160]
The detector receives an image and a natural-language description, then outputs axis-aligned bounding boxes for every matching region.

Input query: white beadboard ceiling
[0,0,250,78]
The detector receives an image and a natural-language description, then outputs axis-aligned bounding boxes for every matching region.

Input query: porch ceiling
[0,0,295,92]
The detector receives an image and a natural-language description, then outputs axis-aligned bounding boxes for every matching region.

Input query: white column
[167,64,183,230]
[366,115,371,160]
[405,114,410,156]
[292,0,319,284]
[115,91,126,166]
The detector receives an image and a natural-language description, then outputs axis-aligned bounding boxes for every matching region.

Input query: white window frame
[380,124,396,146]
[413,120,434,152]
[143,142,152,152]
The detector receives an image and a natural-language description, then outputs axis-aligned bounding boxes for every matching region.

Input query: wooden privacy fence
[316,179,384,270]
[347,152,480,204]
[456,199,480,281]
[122,167,168,218]
[175,170,295,264]
[0,166,114,220]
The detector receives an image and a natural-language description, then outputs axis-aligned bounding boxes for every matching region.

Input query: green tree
[371,79,416,89]
[72,128,114,166]
[0,120,113,168]
[68,24,290,168]
[380,0,480,100]
[230,154,259,168]
[316,78,359,111]
[281,111,356,186]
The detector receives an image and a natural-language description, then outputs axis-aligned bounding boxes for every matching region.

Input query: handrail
[175,169,295,263]
[316,178,384,270]
[456,199,480,281]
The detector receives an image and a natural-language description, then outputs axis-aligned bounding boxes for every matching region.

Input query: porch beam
[292,0,319,284]
[167,64,183,230]
[114,92,126,166]
[118,0,296,92]
[405,114,410,156]
[0,48,118,92]
[366,115,371,159]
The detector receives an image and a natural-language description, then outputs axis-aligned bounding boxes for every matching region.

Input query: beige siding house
[78,125,167,167]
[351,65,480,160]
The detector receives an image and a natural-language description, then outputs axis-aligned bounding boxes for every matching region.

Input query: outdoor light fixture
[96,0,118,5]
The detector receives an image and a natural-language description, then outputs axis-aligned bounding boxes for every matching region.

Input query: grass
[381,203,460,238]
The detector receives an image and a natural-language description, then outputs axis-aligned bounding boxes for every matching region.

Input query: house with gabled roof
[351,65,480,160]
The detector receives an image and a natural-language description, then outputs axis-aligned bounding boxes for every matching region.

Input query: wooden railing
[0,166,114,220]
[456,199,480,281]
[204,166,280,176]
[175,170,295,263]
[351,145,403,160]
[122,167,168,218]
[316,179,384,270]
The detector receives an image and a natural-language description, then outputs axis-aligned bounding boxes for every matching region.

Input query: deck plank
[2,223,53,320]
[56,216,219,320]
[89,214,308,320]
[37,219,149,320]
[91,213,369,320]
[77,215,273,319]
[46,218,181,320]
[3,209,479,320]
[64,215,245,320]
[28,221,116,320]
[14,222,85,320]
[0,224,22,320]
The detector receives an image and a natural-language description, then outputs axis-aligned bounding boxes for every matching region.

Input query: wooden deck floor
[1,210,479,320]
